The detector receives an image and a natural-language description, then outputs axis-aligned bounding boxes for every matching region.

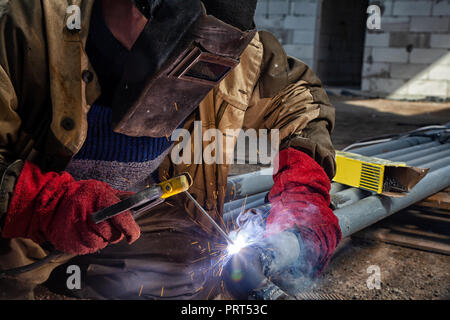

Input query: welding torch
[91,173,234,246]
[1,172,233,277]
[91,173,193,223]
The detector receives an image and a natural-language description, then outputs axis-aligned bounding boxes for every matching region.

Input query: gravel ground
[306,237,450,300]
[34,96,450,300]
[296,96,450,300]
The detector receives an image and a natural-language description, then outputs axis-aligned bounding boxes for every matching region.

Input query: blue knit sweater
[66,105,174,191]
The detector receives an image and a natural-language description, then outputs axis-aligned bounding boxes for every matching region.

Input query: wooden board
[416,187,450,210]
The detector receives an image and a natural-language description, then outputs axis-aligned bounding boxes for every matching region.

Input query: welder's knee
[0,238,70,300]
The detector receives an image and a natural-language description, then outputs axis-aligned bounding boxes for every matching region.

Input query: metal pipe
[408,152,450,168]
[223,182,348,222]
[331,188,373,209]
[224,126,448,205]
[349,125,449,156]
[225,168,273,202]
[334,164,450,238]
[375,141,440,160]
[247,164,450,239]
[412,156,450,172]
[349,136,432,156]
[224,139,439,203]
[330,183,347,194]
[389,144,449,162]
[243,150,449,231]
[223,146,449,217]
[224,192,268,212]
[224,198,268,223]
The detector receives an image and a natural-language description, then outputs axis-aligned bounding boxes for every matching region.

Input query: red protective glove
[266,148,342,275]
[2,161,140,255]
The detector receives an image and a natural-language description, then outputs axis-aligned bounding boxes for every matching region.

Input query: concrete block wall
[255,0,449,100]
[254,0,320,68]
[362,0,450,100]
[315,0,368,86]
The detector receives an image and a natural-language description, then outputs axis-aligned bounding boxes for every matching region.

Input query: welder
[0,0,341,299]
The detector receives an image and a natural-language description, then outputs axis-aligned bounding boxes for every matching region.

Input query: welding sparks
[226,230,250,256]
[224,209,267,259]
[226,243,245,256]
[183,206,267,299]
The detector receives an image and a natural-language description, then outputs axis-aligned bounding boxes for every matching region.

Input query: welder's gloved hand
[1,161,140,255]
[266,148,342,277]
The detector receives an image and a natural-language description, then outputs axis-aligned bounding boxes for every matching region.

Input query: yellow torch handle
[159,173,193,199]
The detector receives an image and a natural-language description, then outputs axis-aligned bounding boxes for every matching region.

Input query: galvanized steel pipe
[377,141,440,159]
[334,164,450,238]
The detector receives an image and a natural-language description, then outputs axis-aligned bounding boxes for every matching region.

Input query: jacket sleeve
[243,31,336,179]
[0,5,24,224]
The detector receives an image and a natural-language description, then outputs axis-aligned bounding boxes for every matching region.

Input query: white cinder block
[365,33,390,47]
[371,0,394,16]
[269,1,290,15]
[362,62,390,77]
[381,17,410,32]
[372,47,409,63]
[361,79,371,91]
[410,17,449,32]
[408,80,448,97]
[390,63,428,80]
[392,1,432,16]
[370,78,408,94]
[438,52,450,65]
[430,34,450,49]
[410,48,448,64]
[254,16,284,29]
[432,0,450,16]
[428,65,450,81]
[284,15,316,30]
[364,47,373,62]
[292,30,316,44]
[292,2,318,16]
[255,0,269,16]
[283,44,314,59]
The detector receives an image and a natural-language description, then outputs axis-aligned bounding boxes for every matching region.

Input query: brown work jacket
[0,0,336,286]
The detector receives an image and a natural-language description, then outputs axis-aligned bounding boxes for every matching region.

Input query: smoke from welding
[226,204,320,296]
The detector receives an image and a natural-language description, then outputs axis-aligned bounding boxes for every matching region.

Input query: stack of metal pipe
[223,124,450,238]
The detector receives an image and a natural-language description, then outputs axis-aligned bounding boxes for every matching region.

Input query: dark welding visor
[111,0,256,137]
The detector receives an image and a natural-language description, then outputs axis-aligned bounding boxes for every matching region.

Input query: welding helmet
[112,0,258,137]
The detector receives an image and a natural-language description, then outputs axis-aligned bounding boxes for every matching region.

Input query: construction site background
[256,0,450,101]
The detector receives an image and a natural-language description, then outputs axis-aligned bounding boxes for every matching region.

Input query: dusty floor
[34,96,450,300]
[309,237,450,300]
